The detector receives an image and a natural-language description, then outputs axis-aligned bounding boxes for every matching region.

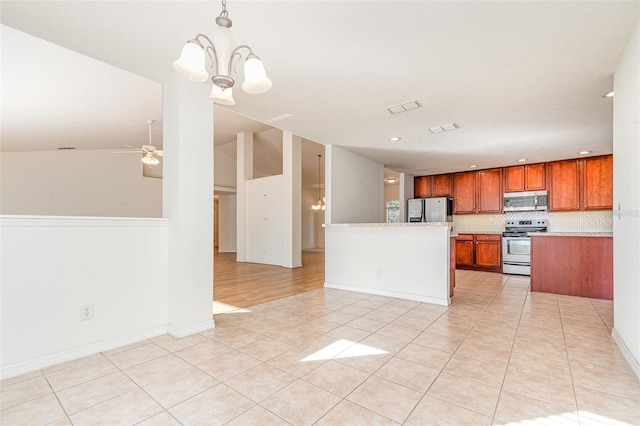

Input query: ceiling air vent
[429,122,460,134]
[387,100,422,115]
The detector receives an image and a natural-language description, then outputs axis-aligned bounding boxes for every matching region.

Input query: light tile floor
[2,270,639,425]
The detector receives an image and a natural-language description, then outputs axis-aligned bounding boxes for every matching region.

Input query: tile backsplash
[453,210,613,233]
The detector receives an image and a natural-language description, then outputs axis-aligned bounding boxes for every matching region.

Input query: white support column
[325,145,333,225]
[162,77,214,336]
[282,131,302,268]
[236,132,253,263]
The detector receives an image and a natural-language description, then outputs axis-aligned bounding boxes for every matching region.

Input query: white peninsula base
[324,223,455,306]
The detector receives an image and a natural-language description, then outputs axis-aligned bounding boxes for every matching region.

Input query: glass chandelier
[172,0,272,105]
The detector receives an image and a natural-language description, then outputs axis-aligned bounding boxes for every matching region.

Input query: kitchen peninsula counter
[324,223,455,306]
[530,233,613,300]
[529,232,612,237]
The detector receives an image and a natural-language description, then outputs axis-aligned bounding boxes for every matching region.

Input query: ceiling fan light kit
[112,119,162,167]
[173,0,272,105]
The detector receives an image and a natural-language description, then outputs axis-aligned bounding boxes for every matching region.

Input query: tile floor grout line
[401,272,514,424]
[560,296,585,425]
[40,367,72,425]
[487,274,531,425]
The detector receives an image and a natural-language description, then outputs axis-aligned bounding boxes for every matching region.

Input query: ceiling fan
[113,120,163,166]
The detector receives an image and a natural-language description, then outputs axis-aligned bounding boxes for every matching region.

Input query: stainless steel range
[502,219,548,275]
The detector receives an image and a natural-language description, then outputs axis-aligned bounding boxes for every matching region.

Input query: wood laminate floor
[213,250,325,309]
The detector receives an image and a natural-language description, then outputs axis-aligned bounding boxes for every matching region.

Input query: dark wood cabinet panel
[525,164,546,191]
[504,166,525,192]
[432,174,453,197]
[417,154,610,214]
[414,176,431,198]
[455,239,474,267]
[506,163,546,192]
[453,172,476,214]
[547,155,612,211]
[477,168,503,213]
[583,155,613,210]
[547,159,580,211]
[475,240,501,268]
[456,234,501,272]
[531,236,612,300]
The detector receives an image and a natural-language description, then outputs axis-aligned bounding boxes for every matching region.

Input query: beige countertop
[454,231,503,235]
[530,232,613,237]
[324,222,453,228]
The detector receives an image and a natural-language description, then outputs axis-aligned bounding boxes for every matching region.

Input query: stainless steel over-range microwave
[503,191,548,212]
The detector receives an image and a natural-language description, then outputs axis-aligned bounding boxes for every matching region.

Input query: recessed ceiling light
[518,158,527,162]
[469,165,477,169]
[389,136,402,142]
[603,91,614,98]
[579,150,592,155]
[385,177,398,183]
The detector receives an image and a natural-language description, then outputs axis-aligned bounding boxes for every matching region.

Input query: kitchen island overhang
[324,223,456,306]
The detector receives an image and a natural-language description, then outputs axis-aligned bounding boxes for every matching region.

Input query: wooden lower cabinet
[475,235,502,269]
[531,235,612,300]
[455,234,474,267]
[455,234,502,273]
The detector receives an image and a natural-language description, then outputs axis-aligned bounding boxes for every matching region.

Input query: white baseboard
[0,325,168,381]
[168,319,215,338]
[611,327,640,379]
[324,282,450,306]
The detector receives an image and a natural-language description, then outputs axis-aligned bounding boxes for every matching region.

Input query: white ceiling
[1,1,638,176]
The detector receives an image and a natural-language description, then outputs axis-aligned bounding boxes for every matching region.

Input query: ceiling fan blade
[123,144,139,149]
[155,150,163,157]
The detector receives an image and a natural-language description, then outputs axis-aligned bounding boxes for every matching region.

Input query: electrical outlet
[376,267,382,277]
[80,304,94,321]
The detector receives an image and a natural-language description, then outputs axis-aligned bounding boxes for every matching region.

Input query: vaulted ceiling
[2,1,638,177]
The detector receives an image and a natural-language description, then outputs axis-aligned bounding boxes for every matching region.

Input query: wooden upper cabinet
[414,176,431,198]
[504,163,545,192]
[453,171,476,214]
[547,159,580,211]
[583,155,613,210]
[431,174,453,197]
[477,168,503,213]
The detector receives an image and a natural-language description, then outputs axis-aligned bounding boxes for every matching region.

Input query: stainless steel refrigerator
[407,197,453,222]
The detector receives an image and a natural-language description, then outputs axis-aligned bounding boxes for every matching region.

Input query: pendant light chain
[318,155,322,203]
[220,0,228,18]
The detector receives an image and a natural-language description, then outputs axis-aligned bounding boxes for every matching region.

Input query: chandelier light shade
[209,85,235,105]
[311,154,326,211]
[173,0,272,105]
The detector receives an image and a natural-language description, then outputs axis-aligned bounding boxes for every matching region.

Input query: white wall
[612,19,640,378]
[326,145,384,224]
[214,141,237,189]
[0,216,169,378]
[246,175,283,265]
[0,150,162,217]
[218,194,237,252]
